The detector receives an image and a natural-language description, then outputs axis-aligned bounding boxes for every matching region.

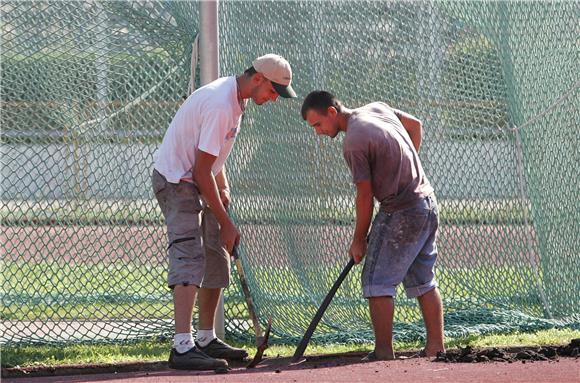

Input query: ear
[327,106,338,117]
[252,72,265,85]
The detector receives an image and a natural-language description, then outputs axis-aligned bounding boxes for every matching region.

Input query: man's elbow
[192,163,201,177]
[355,180,373,199]
[192,163,209,183]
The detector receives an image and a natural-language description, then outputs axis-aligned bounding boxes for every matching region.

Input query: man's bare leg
[417,287,445,356]
[174,284,198,333]
[369,296,396,360]
[198,287,222,330]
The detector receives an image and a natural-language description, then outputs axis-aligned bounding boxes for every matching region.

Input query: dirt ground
[3,342,579,383]
[2,223,536,268]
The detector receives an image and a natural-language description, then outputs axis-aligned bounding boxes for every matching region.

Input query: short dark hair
[244,66,257,76]
[301,90,343,120]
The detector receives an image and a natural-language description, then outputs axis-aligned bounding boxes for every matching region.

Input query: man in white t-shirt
[152,54,296,371]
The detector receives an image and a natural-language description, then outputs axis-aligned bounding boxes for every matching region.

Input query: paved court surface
[4,352,578,383]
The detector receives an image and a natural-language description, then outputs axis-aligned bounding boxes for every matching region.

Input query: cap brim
[272,81,297,98]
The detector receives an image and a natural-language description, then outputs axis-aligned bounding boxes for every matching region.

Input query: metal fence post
[199,0,225,341]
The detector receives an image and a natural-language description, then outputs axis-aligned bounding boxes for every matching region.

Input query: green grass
[2,259,576,368]
[2,259,547,323]
[2,329,578,368]
[1,261,169,320]
[1,198,531,226]
[0,263,249,321]
[2,260,543,322]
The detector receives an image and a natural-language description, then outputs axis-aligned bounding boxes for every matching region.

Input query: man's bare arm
[193,150,239,252]
[215,167,231,209]
[349,179,374,264]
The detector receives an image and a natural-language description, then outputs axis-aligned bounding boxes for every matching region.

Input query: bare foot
[374,349,396,360]
[423,347,445,357]
[362,350,396,362]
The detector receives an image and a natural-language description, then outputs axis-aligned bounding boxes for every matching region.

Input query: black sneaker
[168,347,228,370]
[196,338,248,361]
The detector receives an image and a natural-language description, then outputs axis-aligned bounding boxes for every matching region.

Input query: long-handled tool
[246,317,272,368]
[290,258,355,364]
[232,245,264,346]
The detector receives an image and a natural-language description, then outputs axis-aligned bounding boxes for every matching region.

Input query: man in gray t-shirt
[301,91,445,361]
[343,101,434,212]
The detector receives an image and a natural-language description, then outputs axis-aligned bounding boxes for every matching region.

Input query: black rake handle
[291,258,356,363]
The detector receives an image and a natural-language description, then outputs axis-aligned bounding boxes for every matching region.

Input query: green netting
[1,1,578,347]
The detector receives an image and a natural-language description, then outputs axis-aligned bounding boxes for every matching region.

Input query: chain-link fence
[1,1,578,346]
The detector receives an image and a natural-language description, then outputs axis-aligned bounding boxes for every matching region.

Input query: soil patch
[434,338,580,363]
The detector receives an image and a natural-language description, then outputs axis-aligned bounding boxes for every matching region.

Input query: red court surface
[4,353,579,383]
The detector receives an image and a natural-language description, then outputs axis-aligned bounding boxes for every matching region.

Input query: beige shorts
[152,169,230,289]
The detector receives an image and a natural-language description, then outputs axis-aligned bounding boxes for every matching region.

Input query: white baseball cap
[252,54,297,98]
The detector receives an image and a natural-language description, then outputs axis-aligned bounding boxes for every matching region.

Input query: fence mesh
[1,1,578,346]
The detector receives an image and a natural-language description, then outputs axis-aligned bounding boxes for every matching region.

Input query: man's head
[245,54,296,105]
[301,90,344,138]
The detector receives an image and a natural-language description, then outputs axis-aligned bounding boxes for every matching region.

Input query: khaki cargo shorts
[152,169,230,289]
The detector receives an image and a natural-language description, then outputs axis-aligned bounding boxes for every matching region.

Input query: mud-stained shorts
[151,169,230,289]
[362,194,439,298]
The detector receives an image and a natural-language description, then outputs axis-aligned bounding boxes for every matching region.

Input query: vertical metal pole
[199,0,225,341]
[95,4,109,134]
[200,1,219,84]
[416,1,442,131]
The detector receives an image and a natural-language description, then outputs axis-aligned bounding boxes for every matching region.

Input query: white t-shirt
[153,76,244,184]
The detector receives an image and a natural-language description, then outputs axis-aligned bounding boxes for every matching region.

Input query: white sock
[174,333,194,354]
[196,328,216,347]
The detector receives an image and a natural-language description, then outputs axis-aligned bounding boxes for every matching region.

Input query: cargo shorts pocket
[167,227,205,288]
[152,170,168,195]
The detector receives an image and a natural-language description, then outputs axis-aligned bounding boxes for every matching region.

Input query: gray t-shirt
[343,102,433,212]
